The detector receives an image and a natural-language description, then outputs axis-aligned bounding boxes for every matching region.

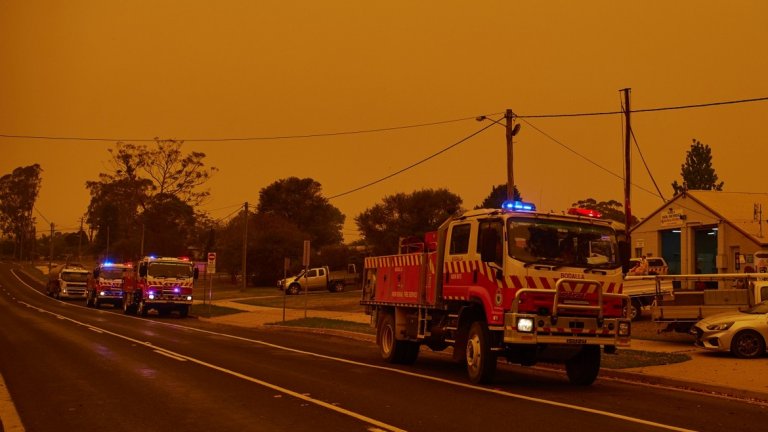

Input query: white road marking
[10,268,694,432]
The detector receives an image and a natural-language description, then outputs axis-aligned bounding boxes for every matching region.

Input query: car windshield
[62,271,89,282]
[148,262,193,278]
[744,302,768,314]
[507,217,620,268]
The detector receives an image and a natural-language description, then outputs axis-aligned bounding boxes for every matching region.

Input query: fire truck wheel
[565,345,601,385]
[178,305,190,318]
[137,301,148,316]
[466,321,497,384]
[93,297,100,308]
[378,313,410,363]
[85,294,93,308]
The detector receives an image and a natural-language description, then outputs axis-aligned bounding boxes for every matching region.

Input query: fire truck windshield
[148,262,193,278]
[100,268,126,279]
[62,272,89,282]
[507,218,619,268]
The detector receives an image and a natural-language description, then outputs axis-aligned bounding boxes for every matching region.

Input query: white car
[691,301,768,358]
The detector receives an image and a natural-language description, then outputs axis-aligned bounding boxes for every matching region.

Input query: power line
[1,96,765,143]
[326,118,499,200]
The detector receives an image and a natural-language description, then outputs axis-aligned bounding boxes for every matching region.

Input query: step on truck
[47,264,90,299]
[123,256,197,317]
[86,261,131,309]
[361,202,631,385]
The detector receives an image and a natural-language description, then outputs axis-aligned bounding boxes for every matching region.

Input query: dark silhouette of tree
[475,183,522,209]
[0,164,43,259]
[85,140,216,260]
[141,193,196,257]
[671,139,724,195]
[257,177,344,248]
[356,188,463,255]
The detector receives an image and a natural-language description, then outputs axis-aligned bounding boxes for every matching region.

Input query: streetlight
[477,109,521,200]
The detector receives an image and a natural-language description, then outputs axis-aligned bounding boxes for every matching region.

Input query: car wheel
[330,281,344,293]
[288,284,301,295]
[730,330,766,359]
[629,299,641,321]
[565,345,601,385]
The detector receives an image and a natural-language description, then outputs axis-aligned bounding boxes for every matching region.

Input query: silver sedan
[692,301,768,358]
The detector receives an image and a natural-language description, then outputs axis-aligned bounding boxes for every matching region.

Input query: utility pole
[77,217,84,263]
[49,222,54,271]
[622,88,633,248]
[504,109,521,201]
[241,202,248,291]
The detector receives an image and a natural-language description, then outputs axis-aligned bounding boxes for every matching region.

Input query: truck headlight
[148,291,156,300]
[706,322,734,331]
[517,317,534,333]
[186,296,193,301]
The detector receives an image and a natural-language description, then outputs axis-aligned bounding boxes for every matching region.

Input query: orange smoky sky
[1,1,767,242]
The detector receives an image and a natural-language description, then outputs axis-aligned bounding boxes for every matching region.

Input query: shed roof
[635,190,768,246]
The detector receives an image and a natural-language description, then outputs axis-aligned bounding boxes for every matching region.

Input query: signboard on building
[660,208,685,227]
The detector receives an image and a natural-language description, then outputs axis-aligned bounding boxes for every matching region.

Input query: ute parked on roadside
[86,262,131,309]
[277,264,359,295]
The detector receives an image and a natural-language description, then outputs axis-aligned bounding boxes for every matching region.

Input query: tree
[671,139,724,195]
[85,140,216,260]
[141,193,196,257]
[0,164,43,259]
[257,177,344,248]
[356,188,463,255]
[475,183,522,209]
[571,198,639,226]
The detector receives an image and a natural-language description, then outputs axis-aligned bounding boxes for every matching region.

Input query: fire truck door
[443,222,475,298]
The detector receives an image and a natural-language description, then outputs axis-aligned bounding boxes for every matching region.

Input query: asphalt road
[1,261,765,432]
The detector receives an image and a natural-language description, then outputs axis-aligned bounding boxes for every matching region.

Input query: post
[505,109,515,201]
[622,88,632,246]
[48,222,54,271]
[241,202,248,292]
[77,217,83,263]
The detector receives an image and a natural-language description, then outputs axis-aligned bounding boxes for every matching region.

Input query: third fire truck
[362,201,631,385]
[123,256,197,317]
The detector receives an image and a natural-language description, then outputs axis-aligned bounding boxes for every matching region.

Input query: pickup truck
[623,276,673,320]
[623,256,672,320]
[277,264,359,295]
[650,273,768,333]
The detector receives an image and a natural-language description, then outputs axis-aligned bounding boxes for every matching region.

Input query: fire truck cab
[86,261,131,308]
[123,256,197,317]
[362,202,631,385]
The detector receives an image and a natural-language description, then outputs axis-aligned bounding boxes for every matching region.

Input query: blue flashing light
[502,200,537,212]
[102,261,114,267]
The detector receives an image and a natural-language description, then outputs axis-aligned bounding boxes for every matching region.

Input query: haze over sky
[2,1,767,242]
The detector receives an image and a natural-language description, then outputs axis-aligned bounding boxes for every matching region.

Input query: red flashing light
[568,207,603,218]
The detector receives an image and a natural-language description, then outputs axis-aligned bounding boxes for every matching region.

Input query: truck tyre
[85,293,94,308]
[137,300,149,317]
[466,321,496,384]
[565,345,601,385]
[329,281,344,293]
[178,305,190,318]
[93,296,100,309]
[123,294,136,315]
[288,283,301,295]
[377,313,418,364]
[730,330,765,359]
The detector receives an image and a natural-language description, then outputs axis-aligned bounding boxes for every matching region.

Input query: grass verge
[191,303,245,318]
[600,349,690,369]
[238,291,364,312]
[267,317,375,334]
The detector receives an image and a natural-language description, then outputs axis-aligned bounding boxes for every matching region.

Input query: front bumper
[503,312,631,347]
[691,325,729,352]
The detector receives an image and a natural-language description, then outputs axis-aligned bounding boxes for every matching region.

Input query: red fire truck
[361,201,631,385]
[123,256,197,317]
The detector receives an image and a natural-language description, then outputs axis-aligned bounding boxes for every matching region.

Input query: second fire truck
[122,256,197,317]
[362,201,631,385]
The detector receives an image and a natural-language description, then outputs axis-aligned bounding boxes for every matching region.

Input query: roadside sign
[207,252,216,274]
